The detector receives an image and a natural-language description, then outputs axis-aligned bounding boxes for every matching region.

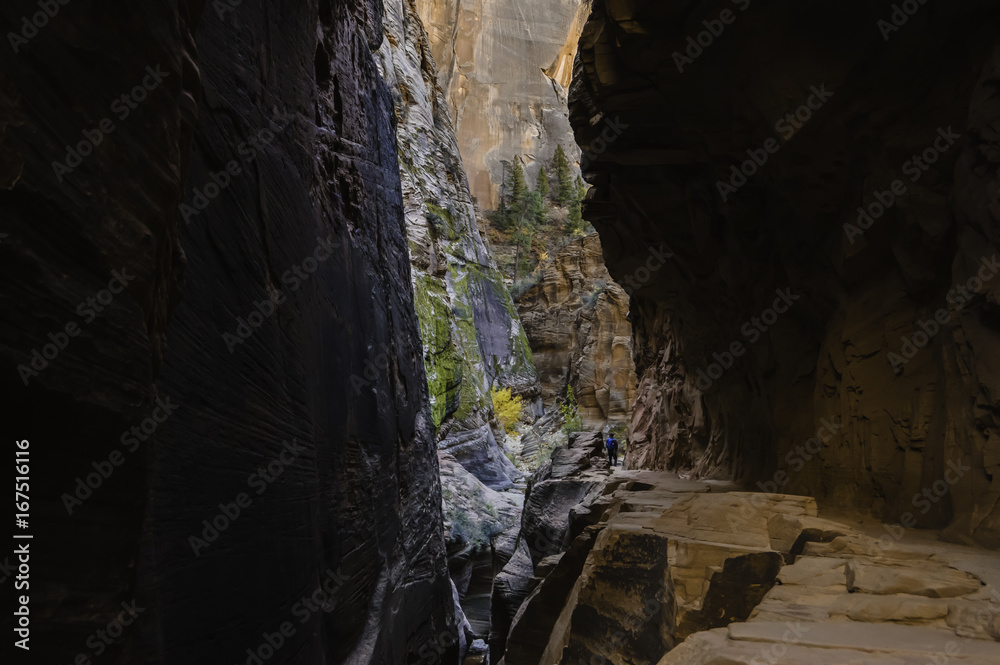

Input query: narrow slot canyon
[2,1,999,664]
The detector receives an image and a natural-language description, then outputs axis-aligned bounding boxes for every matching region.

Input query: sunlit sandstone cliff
[415,0,590,209]
[515,234,637,431]
[377,0,540,491]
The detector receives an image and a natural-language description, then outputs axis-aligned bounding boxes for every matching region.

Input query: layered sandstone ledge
[495,442,1000,664]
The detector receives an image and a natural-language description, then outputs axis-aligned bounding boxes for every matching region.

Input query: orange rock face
[515,234,637,431]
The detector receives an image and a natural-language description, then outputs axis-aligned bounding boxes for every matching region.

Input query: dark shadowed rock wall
[0,0,457,663]
[571,0,1000,548]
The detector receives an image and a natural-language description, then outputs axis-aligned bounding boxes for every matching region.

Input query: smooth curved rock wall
[571,0,1000,548]
[0,0,458,662]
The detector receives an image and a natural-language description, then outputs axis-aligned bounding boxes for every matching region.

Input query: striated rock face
[494,431,614,660]
[415,0,590,208]
[516,234,637,430]
[439,453,522,644]
[376,0,540,491]
[571,0,1000,548]
[1,0,457,663]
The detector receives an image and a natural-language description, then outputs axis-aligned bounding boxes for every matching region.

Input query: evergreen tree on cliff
[554,145,573,206]
[567,199,584,234]
[495,160,511,230]
[510,157,527,203]
[536,166,550,200]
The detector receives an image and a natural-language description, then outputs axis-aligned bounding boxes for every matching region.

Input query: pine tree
[567,199,584,234]
[490,160,513,232]
[575,176,588,202]
[510,157,527,204]
[536,167,550,200]
[526,189,545,227]
[553,145,573,206]
[511,179,542,283]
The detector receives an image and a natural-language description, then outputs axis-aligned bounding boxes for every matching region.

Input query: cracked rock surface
[497,463,1000,664]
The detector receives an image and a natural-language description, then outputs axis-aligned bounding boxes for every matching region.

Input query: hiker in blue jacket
[606,435,618,467]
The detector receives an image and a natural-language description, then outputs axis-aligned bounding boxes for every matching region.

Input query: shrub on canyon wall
[491,387,523,434]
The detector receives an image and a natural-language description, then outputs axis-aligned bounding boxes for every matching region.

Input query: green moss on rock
[413,274,462,428]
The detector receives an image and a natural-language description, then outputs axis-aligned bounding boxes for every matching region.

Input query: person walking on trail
[606,435,618,467]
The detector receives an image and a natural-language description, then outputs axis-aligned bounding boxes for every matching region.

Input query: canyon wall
[515,234,636,431]
[0,0,458,662]
[376,0,539,492]
[415,0,590,209]
[376,2,537,655]
[571,0,1000,548]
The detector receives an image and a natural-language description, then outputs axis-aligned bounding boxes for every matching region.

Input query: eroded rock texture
[571,0,1000,548]
[376,0,539,491]
[0,0,457,663]
[493,432,613,660]
[499,467,1000,665]
[439,452,522,647]
[516,233,637,430]
[415,0,590,208]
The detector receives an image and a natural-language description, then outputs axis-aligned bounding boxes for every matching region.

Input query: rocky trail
[491,432,1000,665]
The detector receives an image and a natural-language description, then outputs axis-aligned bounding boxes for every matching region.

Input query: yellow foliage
[491,387,523,434]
